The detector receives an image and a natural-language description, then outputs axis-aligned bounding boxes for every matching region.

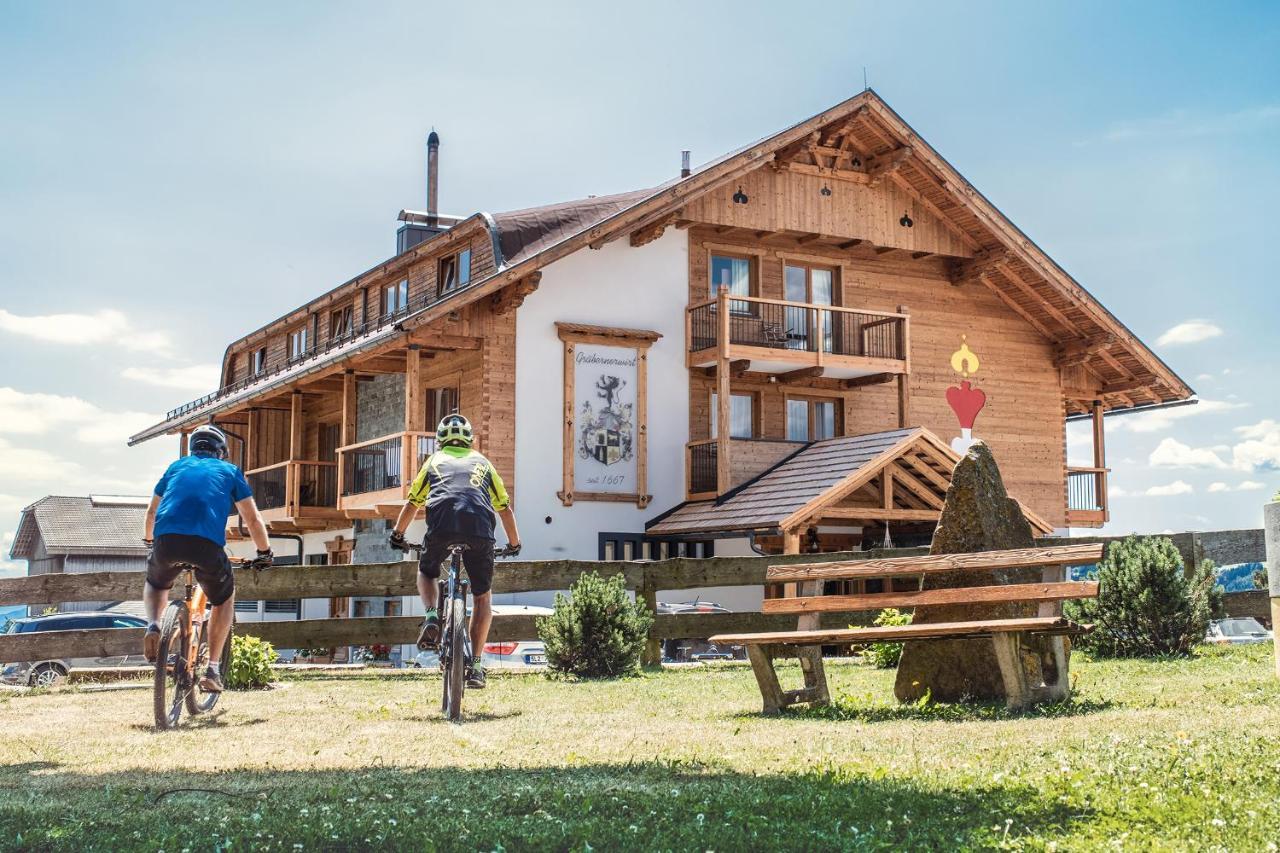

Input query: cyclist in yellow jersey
[390,413,520,688]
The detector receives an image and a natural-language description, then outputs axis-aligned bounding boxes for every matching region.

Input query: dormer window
[329,305,354,340]
[438,248,471,296]
[383,279,409,316]
[288,326,310,362]
[251,347,267,376]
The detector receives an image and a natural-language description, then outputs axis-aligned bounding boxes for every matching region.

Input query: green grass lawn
[2,645,1279,851]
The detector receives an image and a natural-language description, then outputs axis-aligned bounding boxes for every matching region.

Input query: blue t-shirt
[154,454,252,547]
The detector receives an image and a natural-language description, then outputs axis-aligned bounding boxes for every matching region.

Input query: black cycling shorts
[146,533,236,606]
[418,534,495,596]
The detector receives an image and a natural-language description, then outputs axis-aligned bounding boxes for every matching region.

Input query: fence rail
[0,549,947,662]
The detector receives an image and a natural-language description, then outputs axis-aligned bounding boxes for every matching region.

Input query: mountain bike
[403,541,519,722]
[152,555,270,730]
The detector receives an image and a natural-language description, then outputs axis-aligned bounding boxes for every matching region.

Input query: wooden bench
[709,543,1103,713]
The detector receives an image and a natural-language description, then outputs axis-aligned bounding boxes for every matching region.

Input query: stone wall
[1043,528,1265,571]
[356,374,404,443]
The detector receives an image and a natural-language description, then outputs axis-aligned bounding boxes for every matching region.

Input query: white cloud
[1195,373,1214,382]
[0,387,158,446]
[0,437,82,483]
[1149,437,1227,469]
[122,364,220,392]
[1238,480,1266,491]
[1109,399,1245,434]
[1231,420,1280,472]
[0,308,171,354]
[1156,320,1223,347]
[1109,486,1130,497]
[1208,482,1230,493]
[1145,480,1193,497]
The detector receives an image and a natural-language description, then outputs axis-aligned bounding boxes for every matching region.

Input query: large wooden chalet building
[130,90,1193,597]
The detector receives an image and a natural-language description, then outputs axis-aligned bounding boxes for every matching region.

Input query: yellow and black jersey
[406,445,510,539]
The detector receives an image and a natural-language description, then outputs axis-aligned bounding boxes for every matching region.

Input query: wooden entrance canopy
[646,427,1053,540]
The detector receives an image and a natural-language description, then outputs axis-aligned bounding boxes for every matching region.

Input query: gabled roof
[646,428,1053,538]
[9,496,151,560]
[131,88,1192,445]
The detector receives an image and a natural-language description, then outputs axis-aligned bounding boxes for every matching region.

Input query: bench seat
[710,616,1090,647]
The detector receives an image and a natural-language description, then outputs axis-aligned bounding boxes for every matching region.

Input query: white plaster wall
[514,229,690,563]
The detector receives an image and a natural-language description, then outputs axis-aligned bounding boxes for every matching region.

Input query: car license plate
[526,654,546,665]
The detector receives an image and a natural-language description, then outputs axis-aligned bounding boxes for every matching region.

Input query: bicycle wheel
[153,602,189,730]
[444,596,466,721]
[187,618,231,715]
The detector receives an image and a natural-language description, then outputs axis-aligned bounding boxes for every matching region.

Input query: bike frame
[438,546,472,680]
[179,567,210,680]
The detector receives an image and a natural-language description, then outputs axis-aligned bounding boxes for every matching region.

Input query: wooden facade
[131,90,1189,539]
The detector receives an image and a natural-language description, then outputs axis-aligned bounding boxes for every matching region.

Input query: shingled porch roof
[646,428,1053,539]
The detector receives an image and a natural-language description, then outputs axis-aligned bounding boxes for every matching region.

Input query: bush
[1065,535,1220,657]
[537,572,654,678]
[226,634,277,689]
[858,608,912,668]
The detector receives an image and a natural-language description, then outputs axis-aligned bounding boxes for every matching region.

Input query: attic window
[439,248,471,296]
[251,347,267,376]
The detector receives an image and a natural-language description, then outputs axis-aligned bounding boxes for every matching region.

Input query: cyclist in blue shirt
[142,424,273,692]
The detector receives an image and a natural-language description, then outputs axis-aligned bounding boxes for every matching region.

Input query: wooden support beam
[896,305,911,427]
[490,272,542,316]
[716,287,732,496]
[628,216,675,248]
[1053,335,1117,368]
[976,273,1056,340]
[404,347,424,432]
[818,507,940,522]
[288,392,304,460]
[843,372,895,389]
[777,366,825,384]
[837,238,864,250]
[1097,377,1157,396]
[773,162,870,185]
[866,146,913,188]
[948,249,1010,286]
[995,261,1082,337]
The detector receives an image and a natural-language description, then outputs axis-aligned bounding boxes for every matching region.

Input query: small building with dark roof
[9,495,150,614]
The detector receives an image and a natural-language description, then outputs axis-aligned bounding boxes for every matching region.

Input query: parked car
[1206,617,1273,646]
[1,611,149,686]
[410,603,552,670]
[657,600,739,662]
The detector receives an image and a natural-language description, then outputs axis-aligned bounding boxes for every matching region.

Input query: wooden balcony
[229,460,344,532]
[686,292,909,380]
[686,438,804,500]
[1066,466,1109,528]
[336,431,437,518]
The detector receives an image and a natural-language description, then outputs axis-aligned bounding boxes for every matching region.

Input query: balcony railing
[337,431,437,501]
[686,438,806,499]
[166,275,491,422]
[244,460,340,514]
[687,295,907,362]
[1066,467,1109,527]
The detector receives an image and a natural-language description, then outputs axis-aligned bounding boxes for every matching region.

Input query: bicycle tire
[153,602,189,730]
[187,618,231,714]
[445,596,466,721]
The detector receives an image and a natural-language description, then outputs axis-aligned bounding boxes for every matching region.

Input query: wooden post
[245,408,259,471]
[896,305,911,428]
[639,570,660,667]
[288,393,304,515]
[337,373,356,503]
[178,431,189,458]
[1091,399,1107,519]
[636,347,650,508]
[404,347,424,432]
[715,286,732,495]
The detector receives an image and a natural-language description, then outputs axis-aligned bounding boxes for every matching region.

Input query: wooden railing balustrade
[687,294,908,361]
[336,431,436,503]
[1066,466,1109,527]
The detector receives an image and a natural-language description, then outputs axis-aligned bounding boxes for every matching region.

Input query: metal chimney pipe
[680,150,691,178]
[426,129,440,217]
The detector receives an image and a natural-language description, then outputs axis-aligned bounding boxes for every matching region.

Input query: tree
[1066,535,1219,657]
[537,572,653,678]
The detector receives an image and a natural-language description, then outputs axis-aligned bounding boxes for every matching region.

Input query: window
[329,305,354,339]
[383,279,409,316]
[234,599,259,613]
[787,397,840,442]
[288,326,309,361]
[264,599,299,615]
[710,254,753,313]
[710,392,756,439]
[425,386,459,428]
[383,599,401,617]
[439,248,471,295]
[783,263,837,351]
[251,347,267,376]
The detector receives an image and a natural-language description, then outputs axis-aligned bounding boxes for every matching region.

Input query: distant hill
[1217,563,1265,593]
[1069,562,1264,593]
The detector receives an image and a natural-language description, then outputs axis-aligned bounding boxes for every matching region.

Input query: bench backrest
[761,543,1102,617]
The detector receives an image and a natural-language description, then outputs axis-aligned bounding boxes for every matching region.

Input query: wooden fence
[0,548,934,664]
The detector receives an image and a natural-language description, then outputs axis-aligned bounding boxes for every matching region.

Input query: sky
[1,2,1277,576]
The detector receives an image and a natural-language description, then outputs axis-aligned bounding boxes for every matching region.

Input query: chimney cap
[427,129,440,146]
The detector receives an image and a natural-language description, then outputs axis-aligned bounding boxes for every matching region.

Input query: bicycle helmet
[436,413,473,448]
[189,424,229,459]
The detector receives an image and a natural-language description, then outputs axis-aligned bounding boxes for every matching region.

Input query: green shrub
[1065,535,1219,657]
[226,634,278,689]
[858,608,912,668]
[537,572,653,678]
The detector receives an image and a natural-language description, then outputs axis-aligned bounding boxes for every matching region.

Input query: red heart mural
[946,380,987,430]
